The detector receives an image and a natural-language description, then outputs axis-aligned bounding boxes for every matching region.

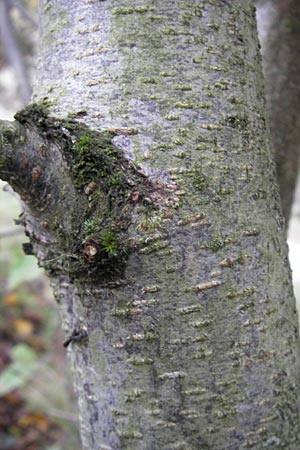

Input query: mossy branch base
[1,103,175,283]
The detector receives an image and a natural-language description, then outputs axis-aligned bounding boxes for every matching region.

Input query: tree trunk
[1,1,300,449]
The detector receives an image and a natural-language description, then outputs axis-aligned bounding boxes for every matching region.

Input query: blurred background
[0,1,299,450]
[0,1,81,449]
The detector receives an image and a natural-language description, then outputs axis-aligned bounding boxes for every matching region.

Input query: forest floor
[0,186,81,450]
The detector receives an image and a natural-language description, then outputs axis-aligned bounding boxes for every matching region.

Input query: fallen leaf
[18,412,51,432]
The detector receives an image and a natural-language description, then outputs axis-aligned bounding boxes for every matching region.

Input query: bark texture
[1,1,300,449]
[257,0,300,224]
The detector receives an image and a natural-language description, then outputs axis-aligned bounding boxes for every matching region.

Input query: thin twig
[0,227,23,238]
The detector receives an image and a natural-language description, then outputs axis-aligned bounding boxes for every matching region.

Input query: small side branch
[0,227,23,238]
[0,104,163,280]
[0,120,25,183]
[8,0,38,29]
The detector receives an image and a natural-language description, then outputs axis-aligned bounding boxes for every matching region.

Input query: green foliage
[0,344,37,396]
[0,184,43,289]
[9,250,43,289]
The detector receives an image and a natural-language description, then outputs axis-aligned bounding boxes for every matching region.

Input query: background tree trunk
[257,0,300,224]
[1,1,300,449]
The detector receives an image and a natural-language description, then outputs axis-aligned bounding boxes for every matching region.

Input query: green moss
[14,101,51,126]
[0,123,26,158]
[70,131,123,192]
[83,219,97,235]
[101,231,118,256]
[76,134,92,150]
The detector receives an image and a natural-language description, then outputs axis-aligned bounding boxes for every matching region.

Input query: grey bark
[257,0,300,224]
[1,1,300,449]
